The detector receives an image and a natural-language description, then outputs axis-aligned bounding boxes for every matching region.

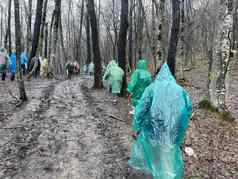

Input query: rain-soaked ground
[0,77,149,179]
[0,63,237,179]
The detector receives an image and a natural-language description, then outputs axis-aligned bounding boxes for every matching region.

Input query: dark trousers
[1,72,6,81]
[21,64,26,75]
[10,73,15,81]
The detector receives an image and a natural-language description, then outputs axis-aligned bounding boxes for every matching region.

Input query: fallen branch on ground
[108,114,127,123]
[8,90,20,102]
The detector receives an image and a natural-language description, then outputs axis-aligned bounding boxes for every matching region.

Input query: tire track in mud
[80,84,150,179]
[0,81,60,179]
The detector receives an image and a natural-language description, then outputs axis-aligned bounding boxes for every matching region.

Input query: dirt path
[0,78,149,179]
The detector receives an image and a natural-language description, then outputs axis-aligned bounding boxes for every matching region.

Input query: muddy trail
[0,73,238,179]
[0,78,149,179]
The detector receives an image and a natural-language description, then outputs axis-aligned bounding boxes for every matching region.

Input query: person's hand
[128,95,131,103]
[132,131,139,140]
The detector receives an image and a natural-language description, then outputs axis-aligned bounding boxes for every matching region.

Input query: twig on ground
[8,90,19,102]
[108,114,126,123]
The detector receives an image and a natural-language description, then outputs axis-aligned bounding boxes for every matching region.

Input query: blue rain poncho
[129,63,192,179]
[103,61,124,94]
[9,52,17,74]
[20,52,28,65]
[127,59,152,107]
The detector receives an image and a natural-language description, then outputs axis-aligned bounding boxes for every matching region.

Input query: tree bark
[77,0,85,64]
[48,10,55,62]
[44,23,48,58]
[14,0,27,101]
[29,0,44,60]
[4,0,12,54]
[39,0,48,56]
[88,0,103,88]
[128,0,133,71]
[86,10,91,65]
[52,0,61,74]
[167,0,180,77]
[26,0,32,55]
[117,0,129,94]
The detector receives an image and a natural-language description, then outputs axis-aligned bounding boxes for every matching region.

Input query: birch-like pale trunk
[210,0,233,112]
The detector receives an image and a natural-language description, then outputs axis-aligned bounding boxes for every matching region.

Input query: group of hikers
[1,46,193,178]
[0,47,50,81]
[101,57,193,178]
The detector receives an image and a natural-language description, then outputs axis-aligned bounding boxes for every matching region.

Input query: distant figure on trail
[40,58,49,78]
[127,58,152,107]
[0,48,9,81]
[65,61,74,79]
[65,61,80,79]
[103,59,117,90]
[129,63,193,179]
[88,62,94,76]
[20,51,28,75]
[103,59,124,97]
[9,52,17,81]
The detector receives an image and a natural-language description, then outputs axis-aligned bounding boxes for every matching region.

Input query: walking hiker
[9,52,17,81]
[127,58,152,107]
[103,59,124,99]
[0,48,9,81]
[20,51,28,75]
[129,63,193,179]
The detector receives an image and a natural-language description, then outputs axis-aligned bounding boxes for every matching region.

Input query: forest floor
[0,61,237,179]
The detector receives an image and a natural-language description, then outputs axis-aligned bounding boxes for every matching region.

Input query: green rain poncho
[103,60,124,94]
[129,63,192,179]
[127,59,152,106]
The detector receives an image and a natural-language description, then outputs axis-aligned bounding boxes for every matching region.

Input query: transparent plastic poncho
[103,60,124,94]
[129,63,193,179]
[127,59,152,106]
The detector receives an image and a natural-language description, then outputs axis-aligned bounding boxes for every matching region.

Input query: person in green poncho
[127,58,152,107]
[103,59,117,90]
[103,59,124,95]
[129,63,193,179]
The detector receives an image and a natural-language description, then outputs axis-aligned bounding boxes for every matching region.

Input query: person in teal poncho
[127,58,152,107]
[129,63,193,179]
[103,59,124,95]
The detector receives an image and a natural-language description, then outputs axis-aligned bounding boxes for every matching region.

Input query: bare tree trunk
[52,0,61,74]
[26,0,32,55]
[117,0,129,94]
[180,0,185,79]
[78,0,85,64]
[167,0,180,77]
[14,0,27,101]
[39,0,48,56]
[86,10,91,65]
[0,5,3,47]
[29,0,44,60]
[4,0,12,54]
[88,0,103,88]
[137,0,143,59]
[213,0,233,112]
[128,0,133,71]
[48,10,55,62]
[44,23,48,58]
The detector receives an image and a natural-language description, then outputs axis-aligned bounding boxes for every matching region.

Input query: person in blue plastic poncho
[9,52,17,81]
[20,51,28,75]
[129,63,193,179]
